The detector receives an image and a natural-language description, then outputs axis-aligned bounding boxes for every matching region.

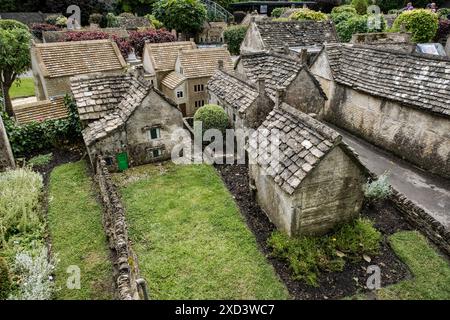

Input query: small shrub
[392,9,439,43]
[223,25,248,55]
[336,14,386,42]
[271,7,288,18]
[0,257,11,300]
[351,0,369,15]
[88,13,103,25]
[128,29,175,56]
[267,218,382,286]
[144,14,164,29]
[364,172,392,201]
[45,14,65,26]
[106,12,119,27]
[0,19,29,31]
[27,153,53,168]
[289,8,328,22]
[331,11,358,25]
[0,167,43,244]
[55,16,67,28]
[194,104,229,134]
[331,5,357,18]
[8,247,56,300]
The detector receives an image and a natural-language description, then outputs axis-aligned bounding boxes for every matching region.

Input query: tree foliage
[392,9,439,43]
[223,25,248,55]
[351,0,369,15]
[0,20,31,116]
[153,0,207,35]
[194,104,229,134]
[289,8,328,21]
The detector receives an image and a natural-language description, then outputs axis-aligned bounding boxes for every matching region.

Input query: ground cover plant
[47,161,113,299]
[267,218,382,287]
[114,162,289,299]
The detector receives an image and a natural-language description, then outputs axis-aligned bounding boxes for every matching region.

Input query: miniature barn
[248,103,366,236]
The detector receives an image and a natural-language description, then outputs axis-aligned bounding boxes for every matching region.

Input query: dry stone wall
[96,157,140,299]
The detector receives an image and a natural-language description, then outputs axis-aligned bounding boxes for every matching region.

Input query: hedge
[392,9,439,43]
[223,25,248,55]
[289,8,328,21]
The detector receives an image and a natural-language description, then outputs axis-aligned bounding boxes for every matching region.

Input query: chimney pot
[257,77,265,93]
[299,48,308,65]
[218,59,224,70]
[275,86,285,107]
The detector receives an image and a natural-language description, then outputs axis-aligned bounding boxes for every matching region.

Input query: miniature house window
[194,100,205,108]
[151,148,162,158]
[177,91,183,98]
[148,127,161,140]
[233,113,236,122]
[194,84,204,92]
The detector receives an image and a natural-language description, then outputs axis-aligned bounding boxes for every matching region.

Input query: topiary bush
[336,14,386,42]
[271,7,288,18]
[55,16,67,28]
[88,13,103,25]
[392,9,439,43]
[331,4,357,18]
[45,14,66,26]
[194,104,229,134]
[289,8,328,21]
[223,25,248,55]
[106,12,119,27]
[351,0,369,15]
[0,257,11,300]
[331,11,358,25]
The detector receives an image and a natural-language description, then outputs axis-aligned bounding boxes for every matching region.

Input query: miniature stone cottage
[207,65,274,131]
[248,103,366,236]
[235,51,327,117]
[71,70,183,171]
[31,39,127,100]
[240,19,337,60]
[309,43,450,178]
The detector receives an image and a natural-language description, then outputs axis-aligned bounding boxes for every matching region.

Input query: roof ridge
[217,69,258,91]
[279,103,341,143]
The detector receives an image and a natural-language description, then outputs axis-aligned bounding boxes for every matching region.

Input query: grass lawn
[9,77,35,99]
[375,231,450,300]
[115,162,289,300]
[48,161,114,300]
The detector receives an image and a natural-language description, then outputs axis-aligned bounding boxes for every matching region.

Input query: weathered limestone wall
[0,114,15,171]
[294,146,365,236]
[284,70,326,117]
[328,85,450,178]
[186,76,210,117]
[96,158,140,299]
[249,146,365,236]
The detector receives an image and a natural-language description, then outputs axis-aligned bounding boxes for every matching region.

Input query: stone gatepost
[0,113,15,171]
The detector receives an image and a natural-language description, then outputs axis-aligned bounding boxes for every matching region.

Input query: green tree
[223,25,248,55]
[0,20,31,116]
[153,0,207,36]
[392,9,439,43]
[351,0,369,15]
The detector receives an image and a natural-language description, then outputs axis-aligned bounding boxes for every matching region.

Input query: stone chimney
[257,76,265,94]
[283,43,290,55]
[218,59,224,70]
[275,86,285,108]
[299,48,308,65]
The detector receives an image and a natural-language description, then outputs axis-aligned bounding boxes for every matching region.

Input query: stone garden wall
[96,157,140,299]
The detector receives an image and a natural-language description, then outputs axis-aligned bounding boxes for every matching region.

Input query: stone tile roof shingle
[34,39,126,78]
[248,103,341,195]
[207,69,259,113]
[13,97,68,125]
[239,51,302,98]
[81,73,152,147]
[71,72,133,121]
[255,20,337,50]
[324,43,450,116]
[161,71,186,90]
[179,47,233,78]
[145,41,196,72]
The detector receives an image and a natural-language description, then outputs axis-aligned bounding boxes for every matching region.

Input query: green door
[116,152,129,171]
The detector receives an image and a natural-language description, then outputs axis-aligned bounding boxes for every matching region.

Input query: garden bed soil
[215,164,412,300]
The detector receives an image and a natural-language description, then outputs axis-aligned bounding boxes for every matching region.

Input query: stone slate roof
[323,43,450,116]
[81,73,151,147]
[161,71,186,90]
[81,70,177,147]
[238,51,302,98]
[13,97,68,125]
[248,103,341,195]
[179,47,234,78]
[34,39,127,78]
[207,69,259,113]
[254,20,337,50]
[71,72,134,121]
[145,41,196,72]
